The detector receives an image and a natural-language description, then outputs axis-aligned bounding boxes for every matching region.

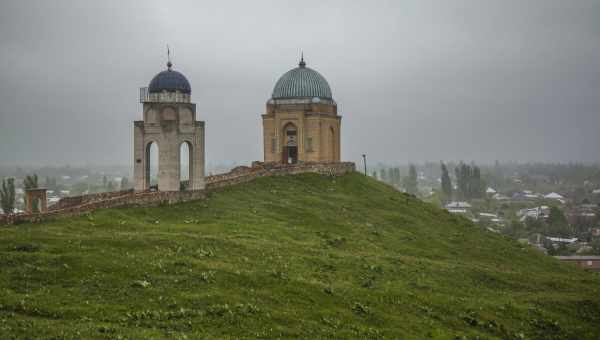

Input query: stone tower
[133,61,205,191]
[262,56,341,164]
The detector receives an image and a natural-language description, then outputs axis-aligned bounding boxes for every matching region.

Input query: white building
[486,187,497,194]
[518,206,550,222]
[445,201,472,209]
[544,192,564,200]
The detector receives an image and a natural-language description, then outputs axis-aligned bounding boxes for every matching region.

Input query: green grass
[1,173,599,339]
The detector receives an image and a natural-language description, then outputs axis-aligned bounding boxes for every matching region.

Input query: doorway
[282,123,298,164]
[283,145,298,164]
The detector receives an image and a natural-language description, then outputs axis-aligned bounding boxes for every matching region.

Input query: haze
[1,0,599,167]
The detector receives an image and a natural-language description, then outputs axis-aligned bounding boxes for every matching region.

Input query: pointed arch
[179,141,193,190]
[145,141,159,190]
[282,123,298,164]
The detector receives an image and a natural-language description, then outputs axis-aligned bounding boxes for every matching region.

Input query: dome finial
[166,44,173,70]
[299,51,306,68]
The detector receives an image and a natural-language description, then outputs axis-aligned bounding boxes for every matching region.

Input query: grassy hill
[1,173,599,339]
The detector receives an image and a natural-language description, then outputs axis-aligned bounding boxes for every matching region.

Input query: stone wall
[205,162,354,190]
[0,162,355,225]
[48,189,134,211]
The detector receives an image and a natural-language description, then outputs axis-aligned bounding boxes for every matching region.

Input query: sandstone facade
[262,101,341,164]
[263,58,342,164]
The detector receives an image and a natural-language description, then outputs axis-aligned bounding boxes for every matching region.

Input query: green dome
[272,58,332,100]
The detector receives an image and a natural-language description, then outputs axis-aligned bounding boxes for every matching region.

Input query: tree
[471,166,485,198]
[45,176,57,191]
[440,162,453,202]
[24,174,40,213]
[454,166,462,200]
[493,160,502,187]
[573,215,593,235]
[387,168,395,185]
[591,239,600,255]
[379,169,386,183]
[24,174,38,189]
[403,164,418,195]
[547,206,568,226]
[393,168,401,185]
[454,163,485,200]
[455,163,471,201]
[502,220,524,238]
[0,178,16,215]
[120,177,129,190]
[547,206,571,237]
[102,176,108,188]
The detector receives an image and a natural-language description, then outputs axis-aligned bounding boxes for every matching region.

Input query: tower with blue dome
[133,60,205,192]
[262,56,341,164]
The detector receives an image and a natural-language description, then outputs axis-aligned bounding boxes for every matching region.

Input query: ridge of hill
[1,173,599,339]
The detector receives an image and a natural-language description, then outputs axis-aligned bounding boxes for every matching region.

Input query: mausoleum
[262,56,341,164]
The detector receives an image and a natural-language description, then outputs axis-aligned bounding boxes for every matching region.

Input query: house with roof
[445,201,472,214]
[554,256,600,271]
[544,192,564,200]
[517,206,550,222]
[492,193,509,201]
[512,191,541,201]
[478,212,504,226]
[567,203,597,224]
[546,237,578,247]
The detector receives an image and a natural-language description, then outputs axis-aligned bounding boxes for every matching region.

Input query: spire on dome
[167,45,173,70]
[299,52,306,68]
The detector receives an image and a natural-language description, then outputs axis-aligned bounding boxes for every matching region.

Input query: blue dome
[148,64,191,94]
[272,59,332,100]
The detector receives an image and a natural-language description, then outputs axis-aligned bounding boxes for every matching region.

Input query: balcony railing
[140,87,149,103]
[139,87,191,103]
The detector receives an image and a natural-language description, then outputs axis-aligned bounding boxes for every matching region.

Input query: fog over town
[1,0,600,167]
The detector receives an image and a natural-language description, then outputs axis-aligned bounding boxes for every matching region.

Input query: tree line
[1,174,130,215]
[373,165,418,195]
[373,162,486,201]
[1,174,38,214]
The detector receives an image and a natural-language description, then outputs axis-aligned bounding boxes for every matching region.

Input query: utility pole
[362,154,367,176]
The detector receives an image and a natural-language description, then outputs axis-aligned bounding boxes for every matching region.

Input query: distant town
[371,161,600,265]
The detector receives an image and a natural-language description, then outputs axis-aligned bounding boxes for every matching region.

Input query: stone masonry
[0,162,355,225]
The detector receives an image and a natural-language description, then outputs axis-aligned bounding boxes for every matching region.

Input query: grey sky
[1,0,599,166]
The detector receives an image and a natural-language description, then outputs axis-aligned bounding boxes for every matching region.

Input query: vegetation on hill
[1,173,599,339]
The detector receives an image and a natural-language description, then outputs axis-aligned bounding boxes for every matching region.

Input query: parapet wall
[205,161,354,190]
[48,189,134,211]
[0,162,355,225]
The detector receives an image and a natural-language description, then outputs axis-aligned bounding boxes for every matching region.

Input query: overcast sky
[1,0,599,167]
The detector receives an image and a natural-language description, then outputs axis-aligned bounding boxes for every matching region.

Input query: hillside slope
[1,173,599,339]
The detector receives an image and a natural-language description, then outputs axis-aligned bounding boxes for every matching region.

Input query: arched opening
[146,142,159,191]
[282,123,298,164]
[32,197,42,214]
[329,127,336,161]
[179,141,193,191]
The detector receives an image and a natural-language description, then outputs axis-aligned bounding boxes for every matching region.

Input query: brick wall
[1,162,355,225]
